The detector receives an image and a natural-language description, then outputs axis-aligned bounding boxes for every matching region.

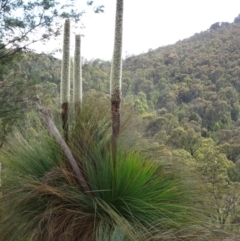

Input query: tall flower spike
[73,34,82,111]
[110,0,124,160]
[60,19,70,142]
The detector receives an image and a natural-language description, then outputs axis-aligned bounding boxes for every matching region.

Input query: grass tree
[110,0,123,159]
[0,98,202,240]
[73,34,82,112]
[60,19,70,142]
[0,1,216,240]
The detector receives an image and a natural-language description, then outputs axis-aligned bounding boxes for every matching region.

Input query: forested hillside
[3,20,240,158]
[0,52,61,144]
[4,20,240,161]
[78,21,240,163]
[2,17,240,237]
[72,20,240,230]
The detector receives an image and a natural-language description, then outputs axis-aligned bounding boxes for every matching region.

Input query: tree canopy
[0,0,104,60]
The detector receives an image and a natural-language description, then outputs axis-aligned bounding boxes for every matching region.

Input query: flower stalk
[110,0,124,160]
[60,19,70,142]
[73,34,82,113]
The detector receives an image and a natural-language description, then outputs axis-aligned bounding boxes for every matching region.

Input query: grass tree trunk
[110,0,123,160]
[73,34,82,114]
[60,19,70,142]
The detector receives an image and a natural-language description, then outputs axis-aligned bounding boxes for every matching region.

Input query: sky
[40,0,240,60]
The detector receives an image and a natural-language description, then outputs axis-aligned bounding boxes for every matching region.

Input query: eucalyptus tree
[0,0,104,60]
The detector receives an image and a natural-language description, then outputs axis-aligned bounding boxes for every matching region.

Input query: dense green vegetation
[2,14,240,240]
[0,52,60,144]
[80,22,240,168]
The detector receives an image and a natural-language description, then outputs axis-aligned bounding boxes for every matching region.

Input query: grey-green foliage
[0,1,105,61]
[0,0,84,60]
[96,223,129,241]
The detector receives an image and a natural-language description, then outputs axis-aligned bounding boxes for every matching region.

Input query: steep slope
[4,20,240,159]
[121,21,240,132]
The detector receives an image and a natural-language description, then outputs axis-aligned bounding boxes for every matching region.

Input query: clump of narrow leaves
[0,100,204,241]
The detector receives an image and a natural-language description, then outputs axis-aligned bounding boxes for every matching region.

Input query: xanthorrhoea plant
[73,34,82,112]
[110,0,123,159]
[60,19,70,142]
[0,96,208,241]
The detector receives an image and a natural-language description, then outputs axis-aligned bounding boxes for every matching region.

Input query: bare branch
[36,96,92,195]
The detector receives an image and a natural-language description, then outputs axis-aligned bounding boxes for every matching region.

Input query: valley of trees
[2,1,240,239]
